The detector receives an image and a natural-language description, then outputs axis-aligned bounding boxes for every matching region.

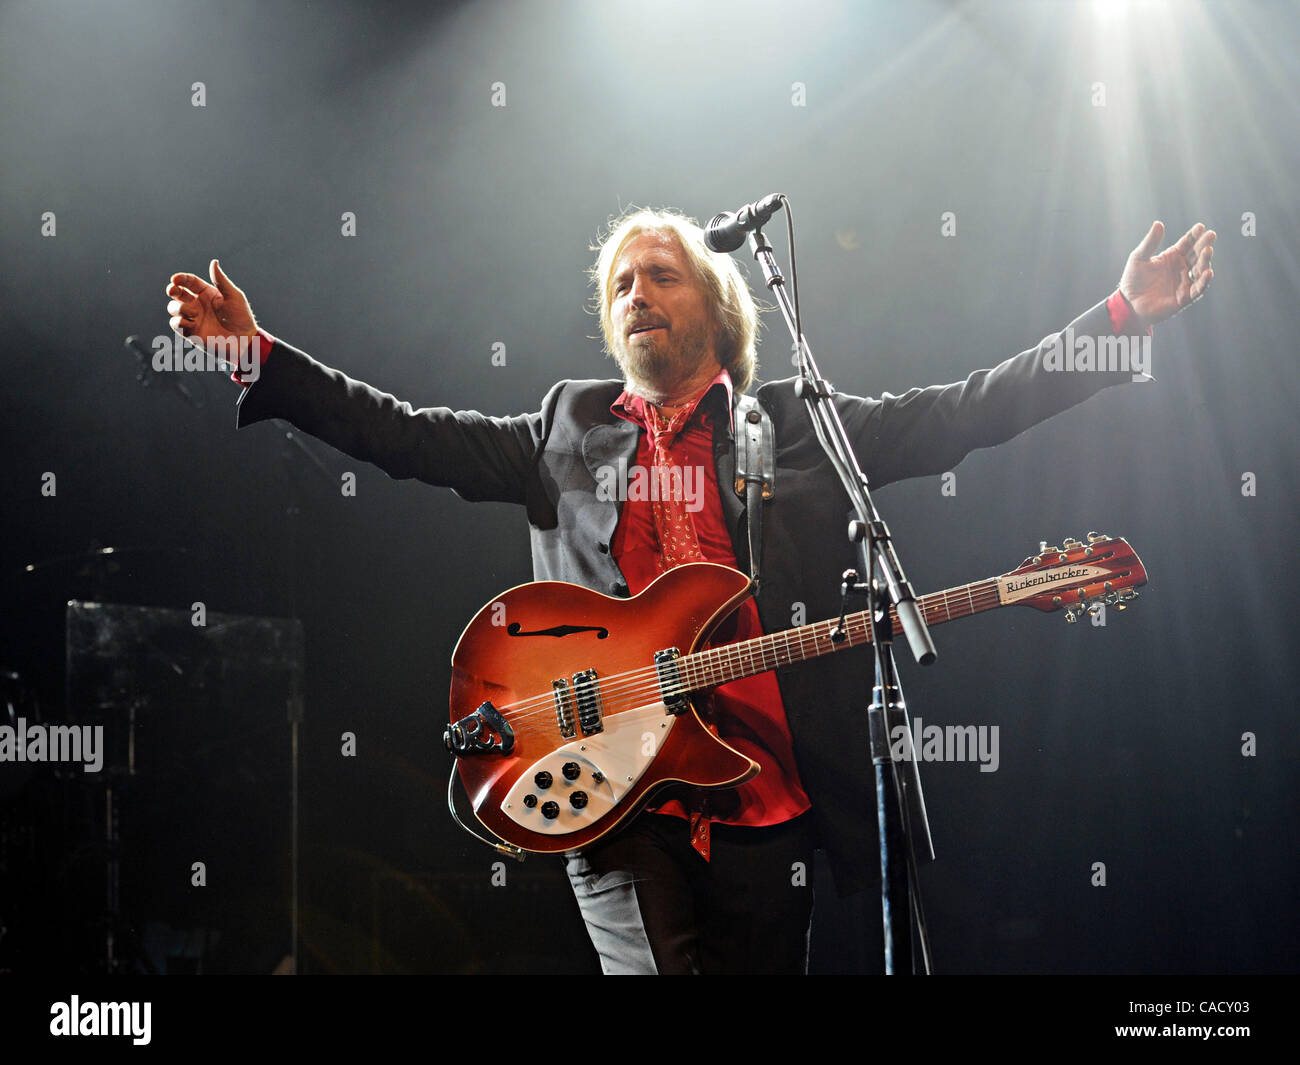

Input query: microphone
[703,194,784,253]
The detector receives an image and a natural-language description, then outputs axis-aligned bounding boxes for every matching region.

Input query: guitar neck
[679,576,1003,691]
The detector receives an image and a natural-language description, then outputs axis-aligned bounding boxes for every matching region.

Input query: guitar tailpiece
[444,701,515,756]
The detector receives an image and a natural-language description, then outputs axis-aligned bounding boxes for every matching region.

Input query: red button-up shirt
[610,368,811,857]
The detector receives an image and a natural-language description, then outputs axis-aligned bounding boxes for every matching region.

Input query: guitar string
[487,560,1130,734]
[498,608,992,738]
[495,581,1011,730]
[486,580,1009,732]
[496,582,1010,729]
[499,605,1012,736]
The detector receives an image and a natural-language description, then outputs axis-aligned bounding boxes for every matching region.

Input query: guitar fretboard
[677,577,1003,691]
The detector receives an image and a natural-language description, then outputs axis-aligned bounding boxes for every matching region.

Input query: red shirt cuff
[231,328,276,386]
[1107,290,1152,336]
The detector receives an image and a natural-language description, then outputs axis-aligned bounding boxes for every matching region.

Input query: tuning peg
[1086,531,1108,543]
[1114,589,1139,611]
[1063,537,1083,550]
[1035,541,1063,563]
[1064,606,1080,623]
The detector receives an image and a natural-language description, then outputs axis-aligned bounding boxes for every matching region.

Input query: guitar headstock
[998,532,1147,622]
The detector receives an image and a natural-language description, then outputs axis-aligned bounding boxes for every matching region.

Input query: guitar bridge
[444,701,515,756]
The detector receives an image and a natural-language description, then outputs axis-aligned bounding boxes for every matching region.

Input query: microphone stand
[273,423,339,977]
[748,223,937,974]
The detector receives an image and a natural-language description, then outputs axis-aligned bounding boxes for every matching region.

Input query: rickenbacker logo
[996,563,1107,605]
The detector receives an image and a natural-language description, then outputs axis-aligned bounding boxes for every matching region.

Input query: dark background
[1,0,1296,974]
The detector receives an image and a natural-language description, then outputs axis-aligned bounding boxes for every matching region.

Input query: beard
[612,315,717,396]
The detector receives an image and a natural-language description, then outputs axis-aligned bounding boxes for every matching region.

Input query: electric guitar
[445,533,1146,854]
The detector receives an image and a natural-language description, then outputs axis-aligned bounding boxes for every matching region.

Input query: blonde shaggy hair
[588,207,760,393]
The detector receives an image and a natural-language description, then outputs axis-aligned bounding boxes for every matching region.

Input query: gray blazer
[237,298,1136,892]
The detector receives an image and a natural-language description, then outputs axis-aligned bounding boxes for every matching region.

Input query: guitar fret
[679,560,1112,693]
[467,540,1148,854]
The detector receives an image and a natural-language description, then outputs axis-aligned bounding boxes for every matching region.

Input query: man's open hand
[166,260,258,351]
[1119,220,1215,329]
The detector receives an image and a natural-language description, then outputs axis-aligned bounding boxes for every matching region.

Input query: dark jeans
[563,812,816,975]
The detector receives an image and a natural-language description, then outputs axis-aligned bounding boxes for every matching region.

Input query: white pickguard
[496,702,674,836]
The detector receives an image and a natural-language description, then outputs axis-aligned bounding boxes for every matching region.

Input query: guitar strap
[732,392,775,589]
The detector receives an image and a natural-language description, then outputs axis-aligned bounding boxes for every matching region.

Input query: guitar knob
[541,801,560,820]
[569,791,589,809]
[534,771,553,790]
[523,794,538,808]
[562,761,582,781]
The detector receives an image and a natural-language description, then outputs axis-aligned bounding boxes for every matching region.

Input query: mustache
[626,317,667,335]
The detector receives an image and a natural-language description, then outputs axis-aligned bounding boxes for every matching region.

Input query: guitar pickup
[654,647,686,714]
[552,678,577,739]
[572,669,604,735]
